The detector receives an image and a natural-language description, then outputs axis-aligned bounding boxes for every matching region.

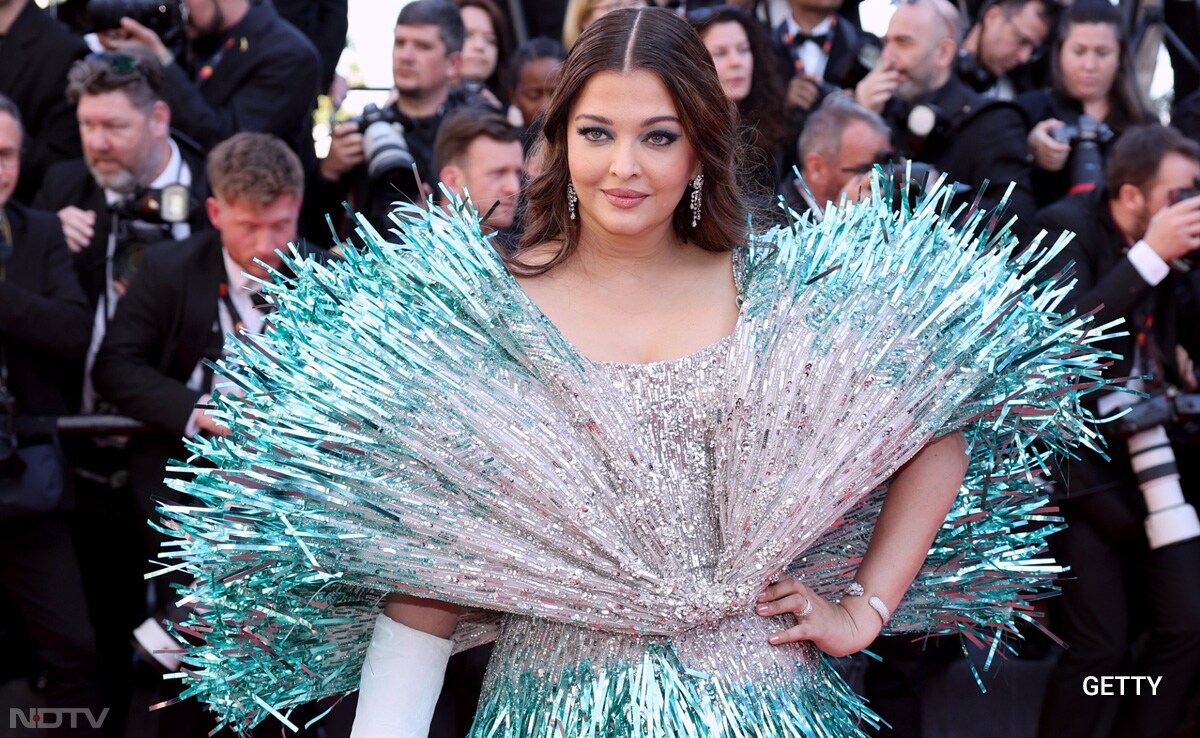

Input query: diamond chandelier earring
[568,182,578,221]
[690,173,704,227]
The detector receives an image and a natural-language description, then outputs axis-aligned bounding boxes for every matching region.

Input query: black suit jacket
[270,0,347,93]
[92,230,224,438]
[884,76,1038,243]
[32,135,212,312]
[0,2,88,204]
[165,0,320,163]
[92,229,328,504]
[0,201,91,422]
[1037,189,1200,498]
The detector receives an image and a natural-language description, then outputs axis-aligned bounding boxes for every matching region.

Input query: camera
[1050,115,1114,194]
[1107,389,1200,439]
[355,104,417,185]
[1166,176,1200,270]
[111,185,191,225]
[86,0,188,46]
[107,188,188,285]
[1103,387,1200,549]
[1168,176,1200,206]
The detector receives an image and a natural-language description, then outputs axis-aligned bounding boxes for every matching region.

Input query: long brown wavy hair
[513,7,748,276]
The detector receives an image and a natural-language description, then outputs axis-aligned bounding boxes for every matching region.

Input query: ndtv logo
[10,708,109,729]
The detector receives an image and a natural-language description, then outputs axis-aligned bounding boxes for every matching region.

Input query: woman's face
[567,69,700,242]
[515,57,561,127]
[1059,22,1121,104]
[460,6,499,82]
[702,21,753,103]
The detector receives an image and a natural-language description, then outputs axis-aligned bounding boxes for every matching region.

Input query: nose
[501,172,520,196]
[609,139,640,179]
[86,129,109,152]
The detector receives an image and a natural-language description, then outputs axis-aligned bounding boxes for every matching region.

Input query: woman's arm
[756,431,968,657]
[350,596,462,738]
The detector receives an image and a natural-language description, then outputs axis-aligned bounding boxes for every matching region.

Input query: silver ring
[797,597,813,617]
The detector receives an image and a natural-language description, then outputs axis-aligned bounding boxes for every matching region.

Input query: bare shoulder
[510,242,569,294]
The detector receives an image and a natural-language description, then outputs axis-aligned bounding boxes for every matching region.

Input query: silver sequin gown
[159,192,1112,736]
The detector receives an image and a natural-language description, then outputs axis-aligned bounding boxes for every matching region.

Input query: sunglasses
[85,52,144,78]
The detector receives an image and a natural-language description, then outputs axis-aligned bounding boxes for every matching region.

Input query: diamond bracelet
[842,581,890,626]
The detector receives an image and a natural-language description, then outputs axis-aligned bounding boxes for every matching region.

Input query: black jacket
[1037,189,1200,498]
[32,135,212,311]
[884,75,1037,243]
[92,229,327,505]
[0,201,91,422]
[165,0,320,163]
[271,0,348,93]
[0,1,88,204]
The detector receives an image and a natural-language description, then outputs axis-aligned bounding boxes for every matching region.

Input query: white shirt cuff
[1128,240,1169,286]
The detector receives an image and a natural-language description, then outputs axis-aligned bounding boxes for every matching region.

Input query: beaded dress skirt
[157,187,1116,735]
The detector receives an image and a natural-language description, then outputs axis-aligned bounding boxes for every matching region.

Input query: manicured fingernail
[756,604,769,614]
[768,635,780,644]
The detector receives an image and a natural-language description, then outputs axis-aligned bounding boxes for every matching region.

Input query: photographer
[0,93,101,738]
[303,0,495,244]
[35,50,210,393]
[0,0,88,204]
[957,0,1054,100]
[1036,123,1200,738]
[99,0,321,165]
[854,0,1037,240]
[434,108,523,249]
[769,1,880,176]
[92,132,322,737]
[1017,0,1155,209]
[30,49,211,728]
[777,94,892,220]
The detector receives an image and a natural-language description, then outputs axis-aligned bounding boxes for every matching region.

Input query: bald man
[854,0,1036,240]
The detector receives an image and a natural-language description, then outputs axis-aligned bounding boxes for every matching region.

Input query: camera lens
[362,121,416,184]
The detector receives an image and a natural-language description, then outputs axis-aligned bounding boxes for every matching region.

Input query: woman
[507,36,567,132]
[454,0,512,104]
[562,0,647,48]
[688,4,788,196]
[1018,0,1153,208]
[161,8,1109,738]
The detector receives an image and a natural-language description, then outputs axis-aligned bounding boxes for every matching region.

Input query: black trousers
[1038,488,1200,738]
[0,512,104,738]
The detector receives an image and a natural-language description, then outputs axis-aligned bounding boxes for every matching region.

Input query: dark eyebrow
[574,113,682,127]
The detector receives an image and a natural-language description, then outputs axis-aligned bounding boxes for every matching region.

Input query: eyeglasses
[85,52,145,78]
[1001,10,1043,57]
[840,151,898,176]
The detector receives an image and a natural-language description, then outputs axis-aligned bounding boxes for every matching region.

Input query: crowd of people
[2,0,1200,737]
